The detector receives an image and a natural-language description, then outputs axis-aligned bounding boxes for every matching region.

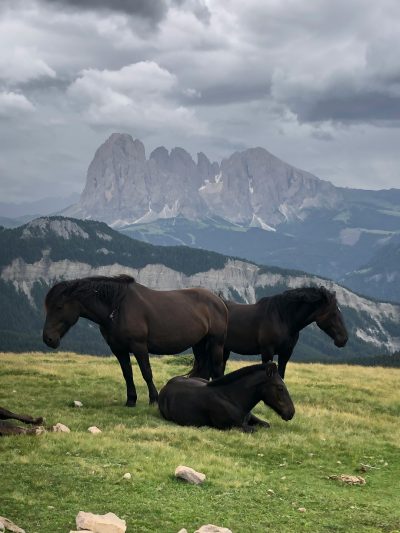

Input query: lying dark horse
[159,362,295,431]
[215,286,348,379]
[43,275,227,406]
[0,406,43,436]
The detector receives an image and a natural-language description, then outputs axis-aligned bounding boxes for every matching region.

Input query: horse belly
[225,330,260,355]
[147,318,207,355]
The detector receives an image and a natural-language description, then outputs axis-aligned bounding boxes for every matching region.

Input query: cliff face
[64,133,342,228]
[1,217,399,357]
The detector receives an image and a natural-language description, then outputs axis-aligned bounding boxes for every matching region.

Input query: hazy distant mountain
[342,234,400,302]
[1,216,399,360]
[0,193,80,220]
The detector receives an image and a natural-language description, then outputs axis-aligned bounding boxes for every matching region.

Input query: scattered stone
[122,473,131,480]
[53,423,71,433]
[337,460,342,464]
[177,529,188,533]
[195,525,232,533]
[88,426,102,434]
[73,400,83,408]
[35,426,46,435]
[0,516,26,533]
[298,508,306,513]
[175,465,206,485]
[267,489,275,495]
[329,474,366,485]
[76,511,126,533]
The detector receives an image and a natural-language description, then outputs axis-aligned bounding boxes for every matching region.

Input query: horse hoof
[126,400,137,407]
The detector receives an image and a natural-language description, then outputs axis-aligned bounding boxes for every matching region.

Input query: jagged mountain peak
[63,134,342,228]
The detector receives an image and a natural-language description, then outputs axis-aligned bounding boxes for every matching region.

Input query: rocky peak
[149,146,170,168]
[64,133,343,228]
[21,217,89,240]
[197,152,219,181]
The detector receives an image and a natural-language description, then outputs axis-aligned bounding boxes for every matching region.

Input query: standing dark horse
[43,275,227,406]
[216,286,348,379]
[159,362,295,431]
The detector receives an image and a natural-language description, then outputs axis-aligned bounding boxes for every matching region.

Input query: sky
[0,0,399,203]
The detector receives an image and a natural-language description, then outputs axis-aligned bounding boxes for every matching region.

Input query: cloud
[40,0,169,22]
[1,0,400,201]
[0,46,56,85]
[0,91,35,115]
[68,61,206,134]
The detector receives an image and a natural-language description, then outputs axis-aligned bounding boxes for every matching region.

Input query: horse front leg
[222,348,230,374]
[277,351,292,380]
[113,351,138,407]
[261,347,274,364]
[131,346,158,405]
[247,413,270,428]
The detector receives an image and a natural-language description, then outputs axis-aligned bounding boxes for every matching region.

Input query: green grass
[1,353,399,533]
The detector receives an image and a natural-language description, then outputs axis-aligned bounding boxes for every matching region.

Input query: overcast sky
[0,0,399,202]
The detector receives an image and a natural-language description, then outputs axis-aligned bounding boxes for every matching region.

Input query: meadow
[1,352,399,533]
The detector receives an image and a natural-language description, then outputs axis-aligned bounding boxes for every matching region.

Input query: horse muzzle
[334,335,348,348]
[43,333,60,349]
[281,406,295,421]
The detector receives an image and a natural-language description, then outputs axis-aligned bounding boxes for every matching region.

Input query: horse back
[158,376,211,426]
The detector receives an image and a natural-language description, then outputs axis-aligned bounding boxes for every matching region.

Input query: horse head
[262,363,295,421]
[42,281,81,349]
[315,287,348,348]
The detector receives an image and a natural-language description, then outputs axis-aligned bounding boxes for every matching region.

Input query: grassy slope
[0,353,399,533]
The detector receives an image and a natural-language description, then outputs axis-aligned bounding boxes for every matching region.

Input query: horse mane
[207,363,267,387]
[45,275,135,309]
[260,286,336,306]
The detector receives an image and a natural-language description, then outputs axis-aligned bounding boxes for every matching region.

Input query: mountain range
[1,216,399,361]
[59,133,400,302]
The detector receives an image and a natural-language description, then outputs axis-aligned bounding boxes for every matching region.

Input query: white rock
[88,426,102,434]
[53,423,71,433]
[195,525,232,533]
[177,529,188,533]
[122,473,131,480]
[0,516,26,533]
[74,400,83,408]
[175,465,206,485]
[76,511,126,533]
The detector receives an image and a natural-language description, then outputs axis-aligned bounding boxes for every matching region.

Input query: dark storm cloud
[299,93,400,123]
[40,0,169,23]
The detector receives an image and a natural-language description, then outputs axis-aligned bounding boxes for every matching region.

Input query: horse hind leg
[189,338,210,379]
[207,335,225,380]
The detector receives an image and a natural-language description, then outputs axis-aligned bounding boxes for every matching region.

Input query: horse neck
[278,298,319,332]
[220,370,266,413]
[77,294,113,327]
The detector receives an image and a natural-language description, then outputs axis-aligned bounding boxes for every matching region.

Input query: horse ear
[266,362,278,378]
